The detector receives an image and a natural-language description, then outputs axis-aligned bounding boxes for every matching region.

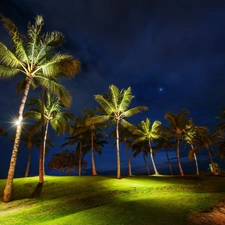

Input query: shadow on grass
[30,183,43,198]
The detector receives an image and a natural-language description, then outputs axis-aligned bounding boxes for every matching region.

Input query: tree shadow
[30,183,43,198]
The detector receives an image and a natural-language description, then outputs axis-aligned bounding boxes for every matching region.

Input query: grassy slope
[0,175,224,225]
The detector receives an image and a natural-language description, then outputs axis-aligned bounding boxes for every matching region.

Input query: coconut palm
[24,92,74,175]
[188,130,223,175]
[111,126,135,176]
[72,108,107,175]
[154,131,176,175]
[183,125,208,175]
[132,118,162,175]
[164,109,192,176]
[0,14,80,202]
[82,132,108,165]
[61,117,89,176]
[86,84,148,179]
[132,141,151,175]
[19,126,54,177]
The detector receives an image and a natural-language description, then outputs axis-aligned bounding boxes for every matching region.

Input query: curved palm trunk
[207,148,217,175]
[25,146,33,177]
[43,120,50,176]
[125,140,132,176]
[191,144,199,175]
[116,119,121,179]
[91,130,97,175]
[165,147,173,175]
[176,137,184,176]
[3,77,32,202]
[148,138,159,174]
[143,153,150,175]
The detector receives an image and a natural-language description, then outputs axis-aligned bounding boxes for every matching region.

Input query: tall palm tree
[72,108,107,175]
[111,126,135,176]
[24,92,74,175]
[132,118,162,175]
[82,132,108,165]
[132,141,151,175]
[154,131,176,175]
[164,109,192,176]
[86,85,148,179]
[188,130,223,175]
[0,15,80,202]
[61,117,89,176]
[183,125,208,175]
[18,126,54,177]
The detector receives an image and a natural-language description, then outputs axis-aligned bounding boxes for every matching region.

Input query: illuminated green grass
[0,175,224,225]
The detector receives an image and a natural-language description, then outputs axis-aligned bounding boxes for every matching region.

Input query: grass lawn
[0,174,224,225]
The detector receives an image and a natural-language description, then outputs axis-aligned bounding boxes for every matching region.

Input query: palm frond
[86,115,110,126]
[122,106,148,118]
[0,65,20,78]
[94,95,114,115]
[118,86,133,112]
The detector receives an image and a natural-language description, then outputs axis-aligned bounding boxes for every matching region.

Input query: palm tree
[154,131,176,175]
[132,118,162,175]
[188,130,223,175]
[111,126,135,176]
[18,125,54,177]
[183,125,208,175]
[82,132,108,166]
[72,108,107,175]
[0,15,80,202]
[164,109,192,176]
[86,85,148,179]
[24,92,74,175]
[132,141,151,175]
[61,117,89,176]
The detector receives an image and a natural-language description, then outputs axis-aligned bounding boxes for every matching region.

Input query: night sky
[1,0,225,178]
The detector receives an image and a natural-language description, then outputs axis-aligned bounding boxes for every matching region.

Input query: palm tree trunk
[148,138,159,174]
[176,137,184,176]
[39,87,45,184]
[43,120,49,176]
[165,147,173,175]
[3,77,32,202]
[143,154,150,175]
[78,139,82,176]
[91,130,97,175]
[207,148,217,175]
[25,147,33,177]
[125,141,132,176]
[116,119,121,179]
[190,144,199,175]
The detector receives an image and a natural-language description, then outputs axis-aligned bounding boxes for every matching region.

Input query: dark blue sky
[1,0,225,178]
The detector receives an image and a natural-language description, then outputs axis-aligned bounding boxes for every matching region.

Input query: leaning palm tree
[0,14,80,202]
[164,109,192,176]
[132,141,151,175]
[132,118,162,175]
[86,85,148,179]
[24,92,74,175]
